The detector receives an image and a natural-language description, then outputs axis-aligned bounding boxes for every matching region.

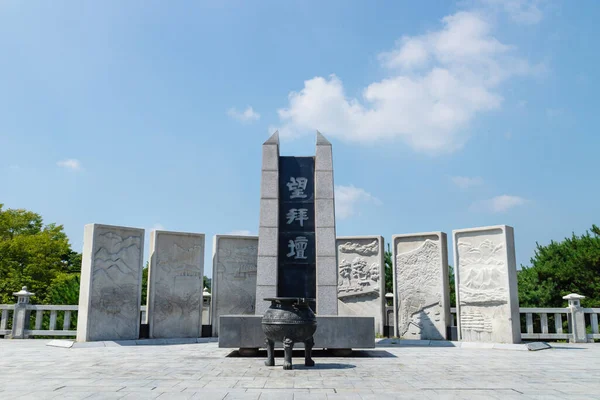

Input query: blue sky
[1,1,598,277]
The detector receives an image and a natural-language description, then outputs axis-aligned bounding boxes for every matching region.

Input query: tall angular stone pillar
[315,131,338,315]
[255,131,280,315]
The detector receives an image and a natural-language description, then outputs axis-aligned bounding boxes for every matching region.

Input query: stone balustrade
[1,287,599,343]
[387,296,599,344]
[0,286,210,339]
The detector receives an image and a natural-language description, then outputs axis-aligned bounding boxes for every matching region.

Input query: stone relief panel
[147,231,205,339]
[86,226,144,341]
[336,237,385,335]
[454,226,520,343]
[212,235,258,336]
[394,233,449,340]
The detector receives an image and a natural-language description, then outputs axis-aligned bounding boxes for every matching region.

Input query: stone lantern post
[9,286,34,339]
[563,293,587,343]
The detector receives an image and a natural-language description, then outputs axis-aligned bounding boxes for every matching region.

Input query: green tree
[448,265,456,307]
[518,225,600,308]
[203,276,211,292]
[0,204,80,304]
[141,264,149,305]
[384,244,393,297]
[44,272,80,305]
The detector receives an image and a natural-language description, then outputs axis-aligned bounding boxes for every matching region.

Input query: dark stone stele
[261,297,316,370]
[278,156,316,307]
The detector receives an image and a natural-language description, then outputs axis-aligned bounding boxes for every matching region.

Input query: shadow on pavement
[227,349,397,358]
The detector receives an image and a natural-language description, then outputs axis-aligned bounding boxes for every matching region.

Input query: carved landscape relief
[337,239,381,297]
[336,238,384,335]
[395,239,445,340]
[456,235,510,342]
[90,229,143,341]
[151,234,204,338]
[213,237,258,335]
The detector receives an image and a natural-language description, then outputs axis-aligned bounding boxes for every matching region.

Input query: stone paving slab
[1,339,599,399]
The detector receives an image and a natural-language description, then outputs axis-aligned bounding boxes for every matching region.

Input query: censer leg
[264,338,275,367]
[283,338,294,370]
[304,336,315,367]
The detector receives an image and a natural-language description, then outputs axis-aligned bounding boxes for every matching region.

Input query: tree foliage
[384,244,393,297]
[448,265,456,307]
[0,204,80,303]
[518,225,600,308]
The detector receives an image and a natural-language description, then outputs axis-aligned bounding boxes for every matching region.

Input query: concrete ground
[0,340,598,399]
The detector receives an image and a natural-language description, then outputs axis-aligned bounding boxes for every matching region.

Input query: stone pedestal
[212,235,258,336]
[218,315,375,349]
[77,224,144,342]
[393,232,450,340]
[146,230,205,339]
[336,236,385,335]
[453,225,520,344]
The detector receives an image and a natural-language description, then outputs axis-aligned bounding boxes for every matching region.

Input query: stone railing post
[9,286,34,339]
[563,293,587,343]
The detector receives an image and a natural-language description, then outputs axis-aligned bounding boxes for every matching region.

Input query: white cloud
[227,230,253,236]
[57,159,82,171]
[334,185,381,220]
[451,176,484,189]
[477,0,543,25]
[227,106,260,123]
[274,11,540,154]
[546,108,564,119]
[152,223,165,231]
[474,194,528,213]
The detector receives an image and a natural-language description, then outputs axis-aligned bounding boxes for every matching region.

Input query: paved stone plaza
[1,340,599,399]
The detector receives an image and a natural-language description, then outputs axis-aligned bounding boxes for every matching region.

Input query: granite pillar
[146,230,205,339]
[453,225,520,344]
[255,131,280,315]
[315,131,338,315]
[393,232,450,340]
[212,234,258,336]
[336,236,385,335]
[76,224,144,342]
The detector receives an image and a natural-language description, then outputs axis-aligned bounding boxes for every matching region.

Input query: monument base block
[218,315,375,350]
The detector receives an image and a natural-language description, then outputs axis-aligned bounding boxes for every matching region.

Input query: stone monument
[76,224,144,342]
[453,225,520,344]
[336,236,385,336]
[219,131,375,353]
[393,232,450,340]
[211,234,258,336]
[146,230,205,339]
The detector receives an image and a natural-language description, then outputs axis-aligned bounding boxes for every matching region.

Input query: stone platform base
[218,315,375,349]
[46,337,219,348]
[375,338,551,351]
